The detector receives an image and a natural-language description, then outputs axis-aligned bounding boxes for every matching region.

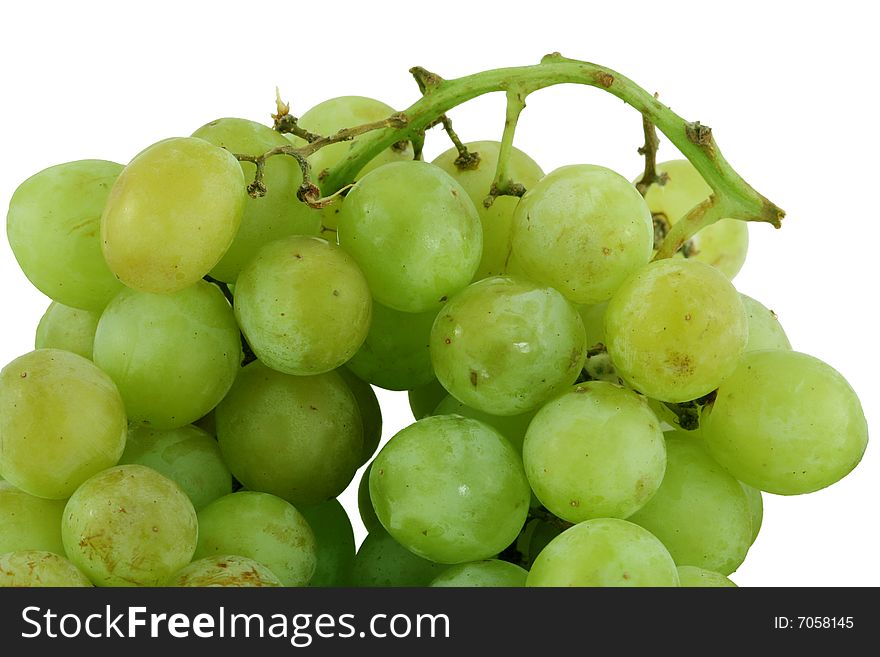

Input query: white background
[1,0,877,587]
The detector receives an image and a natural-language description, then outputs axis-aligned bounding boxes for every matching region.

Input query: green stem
[321,53,784,249]
[487,88,527,203]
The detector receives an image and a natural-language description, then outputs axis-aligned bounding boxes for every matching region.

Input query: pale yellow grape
[677,566,737,587]
[701,350,868,495]
[523,382,666,522]
[526,518,679,587]
[741,293,791,352]
[627,433,752,575]
[6,160,124,310]
[0,551,92,587]
[119,425,232,511]
[604,259,748,403]
[192,117,322,281]
[0,349,127,499]
[93,281,242,429]
[35,302,100,360]
[0,481,66,555]
[642,159,749,279]
[511,165,654,304]
[578,302,608,348]
[432,141,544,279]
[338,161,482,313]
[101,137,246,293]
[430,276,586,416]
[168,555,283,587]
[234,236,371,375]
[430,560,528,587]
[62,465,198,587]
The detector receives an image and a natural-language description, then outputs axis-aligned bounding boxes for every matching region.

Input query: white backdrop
[1,0,877,587]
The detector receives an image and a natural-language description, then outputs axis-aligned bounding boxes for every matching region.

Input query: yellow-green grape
[641,159,749,279]
[432,141,544,280]
[299,500,356,587]
[195,491,317,587]
[101,137,246,293]
[605,259,748,403]
[119,425,232,511]
[6,160,124,310]
[337,368,383,466]
[430,276,586,416]
[430,560,528,587]
[511,165,653,305]
[62,465,198,587]
[192,117,321,281]
[741,293,791,352]
[370,415,530,564]
[526,518,679,587]
[433,395,535,454]
[578,302,608,348]
[0,349,126,499]
[345,301,436,391]
[93,281,241,429]
[407,378,448,420]
[35,302,100,360]
[338,161,482,313]
[235,236,371,375]
[0,481,66,554]
[168,555,283,587]
[352,528,446,587]
[701,351,868,495]
[523,382,665,522]
[627,433,752,575]
[677,565,737,588]
[216,362,362,507]
[0,551,92,587]
[741,483,763,545]
[357,463,382,534]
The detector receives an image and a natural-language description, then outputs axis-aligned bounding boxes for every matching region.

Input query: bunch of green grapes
[0,69,868,591]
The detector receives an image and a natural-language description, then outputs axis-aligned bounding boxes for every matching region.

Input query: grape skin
[430,559,528,587]
[0,481,67,555]
[0,551,92,587]
[34,302,100,360]
[168,555,283,588]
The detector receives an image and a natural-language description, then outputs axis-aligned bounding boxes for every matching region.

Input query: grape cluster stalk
[0,54,867,588]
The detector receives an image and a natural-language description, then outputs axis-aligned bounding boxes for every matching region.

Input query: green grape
[578,302,608,348]
[235,236,371,375]
[511,164,653,305]
[168,555,283,587]
[299,500,357,587]
[0,349,127,499]
[641,159,749,279]
[430,276,586,416]
[676,566,737,588]
[193,409,217,436]
[430,559,528,587]
[338,160,482,313]
[345,301,436,391]
[216,361,363,506]
[741,293,792,352]
[432,141,544,279]
[101,137,246,293]
[119,425,232,511]
[195,491,317,587]
[627,433,752,575]
[357,464,382,534]
[519,517,565,568]
[352,529,446,587]
[577,303,618,384]
[93,281,241,429]
[370,415,530,564]
[526,518,679,587]
[62,464,198,586]
[604,259,748,403]
[433,395,535,454]
[523,382,665,522]
[337,368,383,466]
[740,483,763,545]
[407,378,448,420]
[192,117,321,281]
[34,302,100,360]
[6,160,124,310]
[0,551,92,587]
[0,481,66,555]
[701,350,868,495]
